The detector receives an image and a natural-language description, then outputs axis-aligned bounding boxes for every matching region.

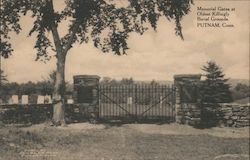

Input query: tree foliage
[200,61,232,103]
[0,0,193,59]
[0,81,53,96]
[0,0,193,124]
[231,83,250,101]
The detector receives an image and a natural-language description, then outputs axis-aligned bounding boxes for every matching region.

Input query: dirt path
[19,122,249,138]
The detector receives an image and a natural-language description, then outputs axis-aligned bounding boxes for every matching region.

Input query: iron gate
[98,84,176,122]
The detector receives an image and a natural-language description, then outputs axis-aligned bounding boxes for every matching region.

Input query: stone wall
[67,104,99,122]
[0,104,53,124]
[176,103,249,127]
[174,74,202,126]
[176,103,201,126]
[218,103,249,127]
[173,74,249,128]
[0,104,97,124]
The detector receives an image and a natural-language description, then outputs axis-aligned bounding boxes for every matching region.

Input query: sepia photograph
[0,0,249,159]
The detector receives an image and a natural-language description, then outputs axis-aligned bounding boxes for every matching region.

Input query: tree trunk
[48,0,78,126]
[52,53,66,126]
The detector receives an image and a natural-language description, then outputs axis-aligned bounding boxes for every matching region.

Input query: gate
[98,84,176,122]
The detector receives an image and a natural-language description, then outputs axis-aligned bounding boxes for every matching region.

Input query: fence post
[73,75,100,122]
[174,85,181,123]
[174,74,202,125]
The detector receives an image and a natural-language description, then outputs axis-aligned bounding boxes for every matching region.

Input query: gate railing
[98,84,176,122]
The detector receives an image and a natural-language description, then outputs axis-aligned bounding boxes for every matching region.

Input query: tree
[199,61,232,127]
[47,70,57,85]
[120,77,134,85]
[150,79,159,85]
[0,69,8,85]
[0,69,8,97]
[100,76,112,84]
[231,83,250,101]
[200,61,232,103]
[1,0,193,125]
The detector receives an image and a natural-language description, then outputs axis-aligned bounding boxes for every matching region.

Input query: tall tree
[200,61,232,103]
[0,0,193,125]
[0,69,8,85]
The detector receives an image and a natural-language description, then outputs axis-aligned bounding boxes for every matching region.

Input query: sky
[1,0,249,83]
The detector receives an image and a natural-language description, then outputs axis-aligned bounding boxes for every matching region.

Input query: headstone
[21,95,29,104]
[67,99,74,104]
[37,95,45,104]
[160,96,163,108]
[8,97,13,104]
[44,95,52,104]
[11,95,19,104]
[127,97,133,105]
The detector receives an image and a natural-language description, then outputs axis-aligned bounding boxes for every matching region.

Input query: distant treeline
[100,77,161,85]
[0,78,248,102]
[0,81,54,96]
[230,83,250,101]
[0,77,160,96]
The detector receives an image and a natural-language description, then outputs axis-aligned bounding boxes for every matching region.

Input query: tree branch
[49,0,63,58]
[63,22,79,54]
[51,26,63,56]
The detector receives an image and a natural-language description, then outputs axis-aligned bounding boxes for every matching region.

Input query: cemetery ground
[0,122,249,160]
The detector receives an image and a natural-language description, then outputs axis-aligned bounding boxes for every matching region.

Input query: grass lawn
[0,123,249,160]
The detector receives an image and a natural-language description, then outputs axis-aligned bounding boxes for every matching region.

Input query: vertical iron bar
[160,85,165,120]
[110,85,111,119]
[113,86,114,118]
[98,85,100,118]
[149,84,151,118]
[166,85,170,120]
[163,85,165,121]
[135,84,137,122]
[172,85,175,121]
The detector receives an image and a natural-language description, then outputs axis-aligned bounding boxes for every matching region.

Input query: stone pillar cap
[73,75,100,80]
[174,74,202,80]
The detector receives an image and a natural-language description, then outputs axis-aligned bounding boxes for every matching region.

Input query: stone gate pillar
[174,74,201,125]
[73,75,100,120]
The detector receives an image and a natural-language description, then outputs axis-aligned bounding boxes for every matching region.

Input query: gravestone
[67,99,74,104]
[37,95,45,104]
[127,97,133,105]
[160,96,163,108]
[11,95,19,104]
[21,95,29,104]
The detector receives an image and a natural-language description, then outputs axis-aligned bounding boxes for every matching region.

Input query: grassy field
[0,123,249,160]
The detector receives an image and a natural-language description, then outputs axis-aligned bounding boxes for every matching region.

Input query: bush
[200,103,223,128]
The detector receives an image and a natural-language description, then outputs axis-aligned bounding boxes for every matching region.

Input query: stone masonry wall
[174,74,202,126]
[218,103,249,127]
[0,104,97,124]
[176,103,201,126]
